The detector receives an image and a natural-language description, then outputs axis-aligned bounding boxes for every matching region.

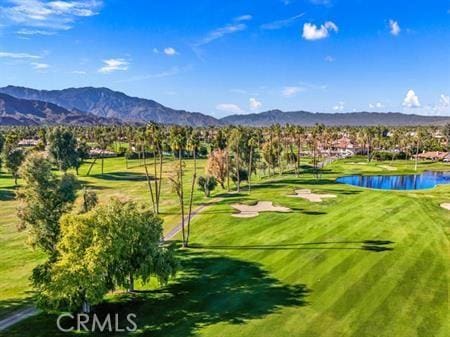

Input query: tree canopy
[36,198,178,311]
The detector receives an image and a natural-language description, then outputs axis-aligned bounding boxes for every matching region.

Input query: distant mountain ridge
[1,85,449,127]
[0,86,218,126]
[220,109,450,126]
[0,93,117,126]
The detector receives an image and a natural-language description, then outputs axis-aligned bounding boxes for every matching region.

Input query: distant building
[18,139,39,147]
[330,136,359,157]
[88,148,116,158]
[416,151,448,161]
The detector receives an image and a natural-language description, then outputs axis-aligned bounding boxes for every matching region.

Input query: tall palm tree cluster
[1,123,448,247]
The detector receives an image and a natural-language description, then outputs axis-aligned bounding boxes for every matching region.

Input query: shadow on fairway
[0,189,15,201]
[3,253,309,337]
[89,172,152,182]
[191,240,394,253]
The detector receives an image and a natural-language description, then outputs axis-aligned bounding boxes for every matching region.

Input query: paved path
[164,203,210,241]
[0,307,39,331]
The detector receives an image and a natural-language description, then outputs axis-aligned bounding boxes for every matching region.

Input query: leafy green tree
[17,152,77,255]
[5,148,25,185]
[198,175,217,197]
[37,199,178,311]
[48,128,80,173]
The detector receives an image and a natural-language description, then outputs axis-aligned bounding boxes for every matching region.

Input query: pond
[336,171,450,190]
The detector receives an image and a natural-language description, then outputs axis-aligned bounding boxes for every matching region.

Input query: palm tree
[140,127,156,214]
[169,126,187,246]
[229,128,242,192]
[186,129,200,245]
[294,125,305,177]
[247,133,258,193]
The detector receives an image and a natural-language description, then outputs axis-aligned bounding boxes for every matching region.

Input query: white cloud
[439,94,450,107]
[333,101,345,112]
[163,47,177,56]
[249,97,262,110]
[369,102,384,109]
[0,0,103,32]
[302,21,338,40]
[98,58,129,73]
[31,62,49,70]
[17,28,56,35]
[282,86,304,97]
[235,14,252,22]
[260,13,304,30]
[389,19,401,36]
[324,55,334,62]
[0,51,41,59]
[402,89,420,108]
[216,103,244,114]
[194,15,251,47]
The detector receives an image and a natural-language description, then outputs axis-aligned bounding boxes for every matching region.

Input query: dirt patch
[440,203,450,211]
[231,201,291,218]
[289,189,337,203]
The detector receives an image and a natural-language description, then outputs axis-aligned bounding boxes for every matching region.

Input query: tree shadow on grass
[0,297,34,320]
[89,172,151,182]
[191,240,394,253]
[0,189,15,201]
[3,253,309,337]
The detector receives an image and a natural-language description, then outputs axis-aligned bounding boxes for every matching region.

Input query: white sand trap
[231,201,291,218]
[379,165,397,171]
[440,203,450,211]
[290,189,337,203]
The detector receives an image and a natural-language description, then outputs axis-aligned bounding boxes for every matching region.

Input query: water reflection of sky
[337,171,450,190]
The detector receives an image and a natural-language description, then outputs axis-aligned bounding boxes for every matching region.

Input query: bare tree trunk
[128,273,134,292]
[236,145,240,192]
[414,140,420,171]
[157,149,163,214]
[226,149,230,191]
[248,146,253,193]
[143,149,156,214]
[153,149,159,214]
[179,148,186,247]
[186,148,197,246]
[86,157,97,176]
[296,139,301,177]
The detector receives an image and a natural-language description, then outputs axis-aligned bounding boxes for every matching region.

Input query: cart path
[0,306,39,331]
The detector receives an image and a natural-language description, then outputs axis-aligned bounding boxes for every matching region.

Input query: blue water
[336,171,450,190]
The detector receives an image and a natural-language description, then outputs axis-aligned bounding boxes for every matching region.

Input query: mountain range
[0,93,118,126]
[1,85,449,127]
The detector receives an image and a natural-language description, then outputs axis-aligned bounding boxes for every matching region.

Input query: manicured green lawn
[1,157,449,336]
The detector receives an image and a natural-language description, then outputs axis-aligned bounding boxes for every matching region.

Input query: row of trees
[2,123,449,249]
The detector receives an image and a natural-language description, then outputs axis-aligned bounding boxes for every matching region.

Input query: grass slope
[1,157,449,336]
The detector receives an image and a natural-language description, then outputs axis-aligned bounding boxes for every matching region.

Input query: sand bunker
[231,201,291,218]
[289,189,337,203]
[440,203,450,211]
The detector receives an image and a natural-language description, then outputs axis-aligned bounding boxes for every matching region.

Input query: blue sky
[0,0,449,117]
